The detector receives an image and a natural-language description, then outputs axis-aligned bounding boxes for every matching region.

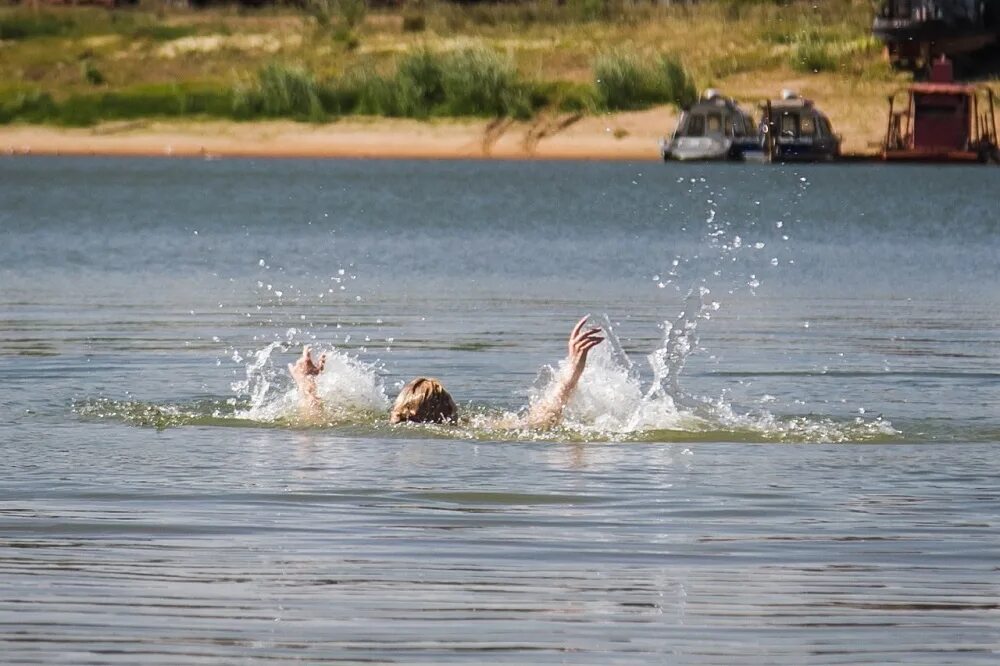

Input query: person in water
[289,316,604,427]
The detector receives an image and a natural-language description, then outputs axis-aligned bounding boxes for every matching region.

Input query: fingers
[317,353,327,373]
[301,345,313,361]
[570,315,590,341]
[571,331,604,356]
[572,328,603,348]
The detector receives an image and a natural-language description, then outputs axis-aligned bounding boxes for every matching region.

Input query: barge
[883,58,999,162]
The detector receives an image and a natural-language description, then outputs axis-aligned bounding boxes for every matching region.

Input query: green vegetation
[0,0,905,127]
[595,51,697,111]
[0,11,72,40]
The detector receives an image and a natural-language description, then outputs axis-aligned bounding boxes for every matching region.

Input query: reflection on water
[1,157,999,663]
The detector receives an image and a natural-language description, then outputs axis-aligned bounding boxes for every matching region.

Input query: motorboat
[760,90,841,162]
[660,89,762,161]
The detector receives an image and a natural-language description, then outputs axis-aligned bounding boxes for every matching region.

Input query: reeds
[1,46,696,125]
[594,51,697,111]
[233,63,325,121]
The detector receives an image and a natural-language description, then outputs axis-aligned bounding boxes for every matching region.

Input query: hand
[288,346,326,421]
[524,316,604,429]
[288,346,326,385]
[568,315,604,368]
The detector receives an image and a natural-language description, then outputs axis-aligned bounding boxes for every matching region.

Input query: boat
[659,90,762,162]
[873,0,1000,72]
[759,90,841,162]
[883,57,999,163]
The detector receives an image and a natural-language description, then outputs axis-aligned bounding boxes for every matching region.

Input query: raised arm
[526,316,604,428]
[288,346,327,422]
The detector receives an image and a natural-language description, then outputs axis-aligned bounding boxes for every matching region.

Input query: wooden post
[990,88,998,146]
[885,95,895,153]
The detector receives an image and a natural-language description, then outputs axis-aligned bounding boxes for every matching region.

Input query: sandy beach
[1,108,682,161]
[1,100,890,161]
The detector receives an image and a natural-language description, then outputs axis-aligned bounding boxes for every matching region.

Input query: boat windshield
[800,115,816,136]
[680,111,729,137]
[779,114,797,136]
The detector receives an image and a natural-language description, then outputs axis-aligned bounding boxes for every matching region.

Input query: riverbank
[0,109,672,161]
[1,96,894,161]
[1,0,912,158]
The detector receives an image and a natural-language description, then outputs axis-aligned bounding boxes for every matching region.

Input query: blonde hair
[390,377,457,424]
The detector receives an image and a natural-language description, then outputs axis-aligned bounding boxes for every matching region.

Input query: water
[1,157,998,663]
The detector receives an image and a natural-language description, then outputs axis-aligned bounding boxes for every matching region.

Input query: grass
[0,0,917,128]
[595,51,697,110]
[0,11,73,40]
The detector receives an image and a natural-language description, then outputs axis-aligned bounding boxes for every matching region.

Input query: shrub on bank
[333,49,533,119]
[0,11,72,40]
[594,51,697,111]
[233,63,326,121]
[0,49,693,126]
[0,85,233,126]
[791,34,837,73]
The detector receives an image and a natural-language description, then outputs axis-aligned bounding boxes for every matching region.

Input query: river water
[1,157,998,663]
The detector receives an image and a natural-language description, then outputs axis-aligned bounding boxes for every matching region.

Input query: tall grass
[0,11,72,40]
[0,85,233,126]
[234,63,326,121]
[790,33,838,73]
[336,49,533,119]
[594,51,697,111]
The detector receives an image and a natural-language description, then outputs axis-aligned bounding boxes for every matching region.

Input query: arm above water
[525,316,604,429]
[288,346,327,423]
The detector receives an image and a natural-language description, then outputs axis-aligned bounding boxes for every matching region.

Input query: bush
[394,49,446,116]
[791,37,837,73]
[402,13,426,33]
[337,0,367,29]
[234,63,326,121]
[82,61,106,86]
[438,48,531,118]
[0,12,72,40]
[568,0,610,22]
[532,81,600,113]
[332,24,359,50]
[0,90,57,124]
[331,49,532,119]
[594,51,696,111]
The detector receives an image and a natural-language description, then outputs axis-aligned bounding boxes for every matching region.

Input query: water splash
[229,343,389,422]
[524,297,897,443]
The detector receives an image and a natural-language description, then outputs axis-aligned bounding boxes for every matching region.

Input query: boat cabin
[760,91,841,162]
[660,90,760,161]
[883,57,999,162]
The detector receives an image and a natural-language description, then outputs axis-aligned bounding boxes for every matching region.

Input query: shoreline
[1,106,884,162]
[1,111,674,162]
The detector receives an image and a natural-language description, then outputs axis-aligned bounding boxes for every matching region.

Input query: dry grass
[3,0,984,148]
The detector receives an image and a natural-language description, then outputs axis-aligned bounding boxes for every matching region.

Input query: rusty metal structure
[873,0,1000,71]
[883,58,999,162]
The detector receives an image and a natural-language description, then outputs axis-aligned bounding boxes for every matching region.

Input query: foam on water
[229,341,389,423]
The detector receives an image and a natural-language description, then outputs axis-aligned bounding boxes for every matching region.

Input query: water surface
[1,157,998,663]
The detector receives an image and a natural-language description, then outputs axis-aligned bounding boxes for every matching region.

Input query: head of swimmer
[389,377,457,425]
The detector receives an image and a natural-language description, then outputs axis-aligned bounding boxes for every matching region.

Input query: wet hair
[389,377,457,424]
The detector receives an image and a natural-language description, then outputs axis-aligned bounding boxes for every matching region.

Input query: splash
[230,343,389,422]
[525,293,897,443]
